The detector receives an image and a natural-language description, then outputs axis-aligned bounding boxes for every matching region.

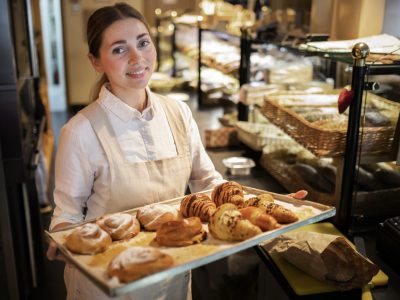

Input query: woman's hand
[287,190,308,199]
[46,222,73,261]
[46,240,65,261]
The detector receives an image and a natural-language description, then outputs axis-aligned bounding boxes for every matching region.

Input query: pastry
[239,206,280,231]
[180,193,216,222]
[65,223,112,255]
[156,217,207,247]
[137,204,181,231]
[107,246,174,283]
[97,213,140,241]
[245,193,274,209]
[263,203,298,224]
[211,181,244,207]
[209,203,261,241]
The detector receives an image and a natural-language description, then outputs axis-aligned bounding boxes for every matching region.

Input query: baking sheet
[45,186,336,297]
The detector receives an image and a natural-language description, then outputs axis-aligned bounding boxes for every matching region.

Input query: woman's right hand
[46,222,73,261]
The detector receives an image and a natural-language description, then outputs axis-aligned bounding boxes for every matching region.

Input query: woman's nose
[128,50,141,65]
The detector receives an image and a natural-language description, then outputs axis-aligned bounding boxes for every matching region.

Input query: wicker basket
[259,152,336,206]
[260,93,399,157]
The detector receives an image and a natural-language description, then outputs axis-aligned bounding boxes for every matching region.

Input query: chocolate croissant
[263,203,298,224]
[180,193,216,222]
[211,181,244,207]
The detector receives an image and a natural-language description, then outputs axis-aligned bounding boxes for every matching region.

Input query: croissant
[209,203,261,241]
[180,193,216,222]
[263,203,298,224]
[211,181,244,207]
[239,206,280,231]
[245,193,274,209]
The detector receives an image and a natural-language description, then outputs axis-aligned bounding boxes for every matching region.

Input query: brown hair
[87,2,151,101]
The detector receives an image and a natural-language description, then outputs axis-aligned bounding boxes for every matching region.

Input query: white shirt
[50,86,224,230]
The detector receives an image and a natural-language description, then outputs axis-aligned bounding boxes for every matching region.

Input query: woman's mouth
[126,68,146,78]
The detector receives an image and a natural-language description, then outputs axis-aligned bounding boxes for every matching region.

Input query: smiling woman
[46,2,225,300]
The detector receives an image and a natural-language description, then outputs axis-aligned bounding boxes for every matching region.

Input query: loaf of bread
[211,181,244,207]
[180,193,216,222]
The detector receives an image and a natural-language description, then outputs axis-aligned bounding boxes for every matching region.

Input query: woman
[47,2,224,299]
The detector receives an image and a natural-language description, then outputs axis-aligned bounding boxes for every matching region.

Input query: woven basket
[259,152,336,206]
[260,93,399,157]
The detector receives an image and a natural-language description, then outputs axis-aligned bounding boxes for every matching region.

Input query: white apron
[64,94,192,300]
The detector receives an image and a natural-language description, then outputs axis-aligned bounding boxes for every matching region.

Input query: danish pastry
[107,246,174,283]
[97,213,140,241]
[211,181,244,207]
[180,193,216,222]
[156,217,207,247]
[209,203,261,241]
[65,223,112,255]
[137,204,181,231]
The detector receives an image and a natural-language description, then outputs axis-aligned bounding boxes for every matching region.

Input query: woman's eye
[138,40,150,48]
[112,47,125,54]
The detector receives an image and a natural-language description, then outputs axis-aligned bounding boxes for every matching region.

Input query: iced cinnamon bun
[107,246,174,283]
[97,213,140,241]
[137,204,181,231]
[65,223,112,255]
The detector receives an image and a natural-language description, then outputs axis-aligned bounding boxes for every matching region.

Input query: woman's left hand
[287,190,308,199]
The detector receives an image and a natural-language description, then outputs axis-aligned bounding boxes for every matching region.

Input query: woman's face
[90,18,156,94]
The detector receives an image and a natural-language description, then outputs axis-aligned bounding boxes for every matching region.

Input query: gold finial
[351,42,370,67]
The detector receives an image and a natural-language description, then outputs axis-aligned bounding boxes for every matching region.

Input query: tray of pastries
[46,182,335,297]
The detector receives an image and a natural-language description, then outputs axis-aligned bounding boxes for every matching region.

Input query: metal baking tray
[45,186,335,297]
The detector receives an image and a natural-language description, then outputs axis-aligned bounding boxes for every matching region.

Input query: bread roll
[107,247,174,283]
[156,217,207,247]
[137,204,181,231]
[209,203,261,241]
[211,181,244,207]
[97,213,140,241]
[65,223,112,255]
[180,193,216,222]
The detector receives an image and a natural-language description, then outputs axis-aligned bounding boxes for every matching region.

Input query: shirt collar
[98,84,155,122]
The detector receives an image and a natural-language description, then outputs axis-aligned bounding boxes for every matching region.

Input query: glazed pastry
[209,203,261,241]
[97,213,140,241]
[107,246,174,283]
[156,217,207,247]
[137,204,181,231]
[180,193,216,222]
[263,203,298,224]
[211,181,244,207]
[65,223,112,255]
[239,206,280,231]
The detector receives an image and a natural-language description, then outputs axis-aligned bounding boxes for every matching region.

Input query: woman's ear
[88,53,103,73]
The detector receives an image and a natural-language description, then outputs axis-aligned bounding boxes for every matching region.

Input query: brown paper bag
[263,231,379,290]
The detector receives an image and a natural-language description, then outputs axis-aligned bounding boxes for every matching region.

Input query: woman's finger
[288,190,308,199]
[46,241,65,262]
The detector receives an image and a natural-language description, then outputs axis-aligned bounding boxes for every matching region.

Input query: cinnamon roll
[107,246,174,283]
[137,204,181,231]
[97,213,140,241]
[65,223,112,255]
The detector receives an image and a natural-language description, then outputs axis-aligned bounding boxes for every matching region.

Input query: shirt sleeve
[177,102,226,192]
[50,116,95,230]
